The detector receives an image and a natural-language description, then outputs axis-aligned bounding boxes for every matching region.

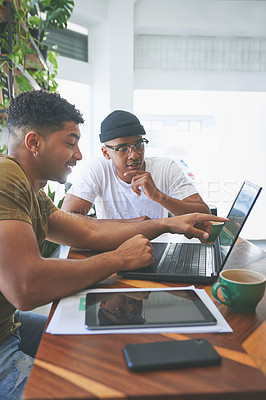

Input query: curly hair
[7,90,84,146]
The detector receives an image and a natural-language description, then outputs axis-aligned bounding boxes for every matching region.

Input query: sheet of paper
[58,245,70,259]
[46,286,232,335]
[151,233,200,243]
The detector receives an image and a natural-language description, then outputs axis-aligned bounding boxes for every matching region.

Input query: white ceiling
[70,0,266,37]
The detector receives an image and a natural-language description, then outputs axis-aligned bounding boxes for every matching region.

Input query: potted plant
[42,182,72,258]
[28,0,74,43]
[1,1,45,98]
[0,0,75,143]
[0,0,74,110]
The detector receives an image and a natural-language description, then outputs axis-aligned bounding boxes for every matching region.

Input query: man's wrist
[98,251,125,273]
[152,189,165,203]
[152,217,170,235]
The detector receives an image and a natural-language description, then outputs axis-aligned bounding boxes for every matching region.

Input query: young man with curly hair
[0,90,226,399]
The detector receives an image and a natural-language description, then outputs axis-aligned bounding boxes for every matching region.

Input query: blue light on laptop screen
[219,181,261,263]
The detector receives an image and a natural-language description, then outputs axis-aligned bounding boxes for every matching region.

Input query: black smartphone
[123,339,221,372]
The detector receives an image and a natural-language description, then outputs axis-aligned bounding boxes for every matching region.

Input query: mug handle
[212,282,232,307]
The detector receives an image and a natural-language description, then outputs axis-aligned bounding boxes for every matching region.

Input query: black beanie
[99,110,146,143]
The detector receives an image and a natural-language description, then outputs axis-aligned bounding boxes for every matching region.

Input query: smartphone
[123,339,221,372]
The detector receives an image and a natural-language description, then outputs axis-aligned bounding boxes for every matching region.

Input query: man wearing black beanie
[62,110,209,219]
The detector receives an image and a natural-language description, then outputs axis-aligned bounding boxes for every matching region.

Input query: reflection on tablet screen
[85,289,217,330]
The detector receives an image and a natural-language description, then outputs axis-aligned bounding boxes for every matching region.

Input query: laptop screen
[218,181,262,264]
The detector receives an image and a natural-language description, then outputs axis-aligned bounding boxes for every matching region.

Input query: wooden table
[24,240,266,399]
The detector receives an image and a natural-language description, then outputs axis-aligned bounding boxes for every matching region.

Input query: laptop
[118,181,262,284]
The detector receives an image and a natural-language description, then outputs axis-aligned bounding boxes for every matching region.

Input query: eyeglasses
[105,138,149,157]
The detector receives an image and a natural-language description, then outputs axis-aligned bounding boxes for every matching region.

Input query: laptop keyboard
[158,243,208,276]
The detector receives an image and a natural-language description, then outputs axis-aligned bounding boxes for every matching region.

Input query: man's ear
[24,132,41,156]
[101,146,111,160]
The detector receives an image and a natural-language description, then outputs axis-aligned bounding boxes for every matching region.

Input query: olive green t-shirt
[0,155,58,344]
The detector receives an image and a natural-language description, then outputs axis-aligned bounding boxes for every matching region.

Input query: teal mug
[212,269,266,313]
[203,221,224,243]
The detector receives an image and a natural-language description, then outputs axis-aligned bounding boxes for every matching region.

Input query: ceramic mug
[212,269,266,313]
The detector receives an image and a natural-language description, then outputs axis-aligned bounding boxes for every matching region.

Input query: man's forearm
[48,210,227,254]
[11,253,119,310]
[48,210,167,252]
[1,220,154,311]
[76,218,168,251]
[152,192,210,216]
[88,216,150,223]
[65,210,150,223]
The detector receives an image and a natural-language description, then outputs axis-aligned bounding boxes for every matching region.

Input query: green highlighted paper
[79,297,86,311]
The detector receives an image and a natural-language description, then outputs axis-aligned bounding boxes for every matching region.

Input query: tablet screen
[85,289,217,330]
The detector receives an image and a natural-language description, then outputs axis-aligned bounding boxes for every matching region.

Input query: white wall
[134,0,266,37]
[89,0,135,157]
[61,0,266,238]
[134,89,266,239]
[135,69,266,92]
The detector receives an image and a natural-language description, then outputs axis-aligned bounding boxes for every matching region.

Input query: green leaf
[41,181,72,257]
[17,9,25,19]
[57,198,64,209]
[0,144,8,154]
[21,1,30,9]
[12,44,20,53]
[4,98,10,108]
[28,60,43,70]
[47,185,55,202]
[47,51,58,68]
[15,75,32,92]
[21,43,35,54]
[41,240,59,258]
[28,16,42,26]
[7,54,20,68]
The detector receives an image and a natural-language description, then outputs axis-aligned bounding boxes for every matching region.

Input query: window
[46,26,88,62]
[135,89,266,239]
[45,79,91,202]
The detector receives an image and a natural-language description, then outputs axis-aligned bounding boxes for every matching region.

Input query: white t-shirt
[69,157,197,219]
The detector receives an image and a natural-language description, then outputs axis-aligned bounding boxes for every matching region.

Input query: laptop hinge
[157,243,171,271]
[213,238,222,277]
[206,245,213,277]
